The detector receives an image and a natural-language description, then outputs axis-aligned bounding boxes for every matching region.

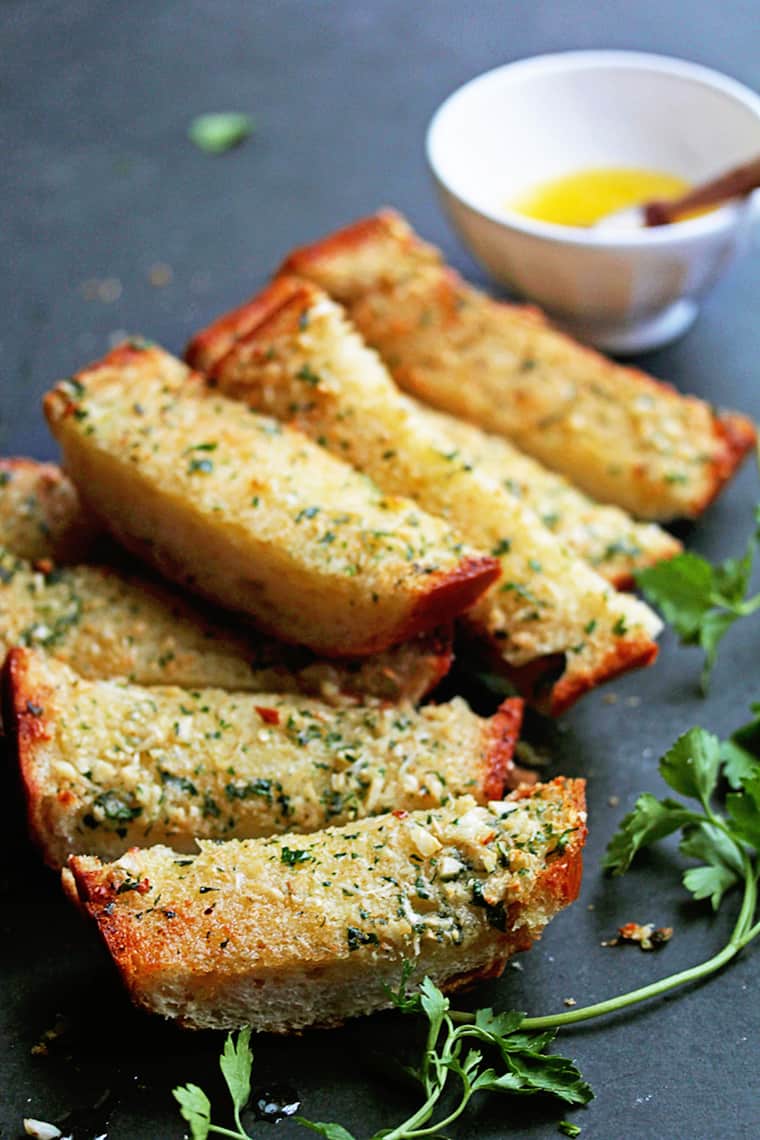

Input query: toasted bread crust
[189,280,661,714]
[481,696,528,798]
[6,648,524,867]
[186,276,305,373]
[66,778,586,1032]
[280,211,756,521]
[44,344,498,657]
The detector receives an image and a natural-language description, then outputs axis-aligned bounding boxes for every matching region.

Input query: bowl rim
[426,50,760,249]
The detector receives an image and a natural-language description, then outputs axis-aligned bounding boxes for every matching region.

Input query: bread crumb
[608,795,620,807]
[563,997,577,1007]
[603,693,618,705]
[603,922,673,950]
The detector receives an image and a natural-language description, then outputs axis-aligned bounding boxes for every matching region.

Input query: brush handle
[645,155,760,226]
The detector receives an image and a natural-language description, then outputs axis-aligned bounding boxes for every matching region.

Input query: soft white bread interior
[65,777,586,1033]
[44,344,498,657]
[6,646,525,867]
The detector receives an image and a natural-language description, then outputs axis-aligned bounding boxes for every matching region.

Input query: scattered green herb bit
[296,363,322,386]
[491,537,512,556]
[188,112,254,154]
[500,580,543,606]
[295,506,320,523]
[281,846,313,866]
[636,505,760,692]
[202,792,221,819]
[346,926,379,951]
[612,616,627,636]
[188,457,214,474]
[559,1122,582,1137]
[94,790,141,822]
[161,770,198,796]
[186,441,218,453]
[470,879,509,930]
[0,471,11,486]
[226,778,273,803]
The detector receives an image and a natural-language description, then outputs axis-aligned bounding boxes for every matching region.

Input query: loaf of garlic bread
[65,778,585,1032]
[188,278,661,714]
[279,210,756,521]
[7,647,523,867]
[45,344,498,657]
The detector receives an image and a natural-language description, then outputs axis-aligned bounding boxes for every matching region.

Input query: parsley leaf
[173,1083,211,1140]
[219,1027,253,1126]
[722,702,760,788]
[636,506,760,692]
[680,823,742,909]
[188,112,254,153]
[726,772,760,849]
[602,793,695,875]
[659,728,721,806]
[297,1122,357,1140]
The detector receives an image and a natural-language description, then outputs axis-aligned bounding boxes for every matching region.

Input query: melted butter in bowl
[508,167,698,228]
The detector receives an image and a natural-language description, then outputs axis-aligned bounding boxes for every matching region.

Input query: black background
[1,2,759,1137]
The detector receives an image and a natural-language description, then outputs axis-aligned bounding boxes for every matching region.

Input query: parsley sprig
[173,719,760,1139]
[636,505,760,692]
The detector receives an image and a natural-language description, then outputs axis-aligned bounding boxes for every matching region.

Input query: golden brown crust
[277,209,420,301]
[402,555,501,644]
[186,277,306,373]
[482,697,529,796]
[2,648,56,865]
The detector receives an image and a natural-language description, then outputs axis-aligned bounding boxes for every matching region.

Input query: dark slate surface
[1,2,759,1137]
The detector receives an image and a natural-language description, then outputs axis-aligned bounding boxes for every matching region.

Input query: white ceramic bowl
[426,51,760,353]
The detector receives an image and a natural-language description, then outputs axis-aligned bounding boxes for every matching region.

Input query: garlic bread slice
[188,279,661,714]
[280,210,755,522]
[6,647,524,867]
[0,551,452,705]
[65,778,585,1032]
[44,345,498,657]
